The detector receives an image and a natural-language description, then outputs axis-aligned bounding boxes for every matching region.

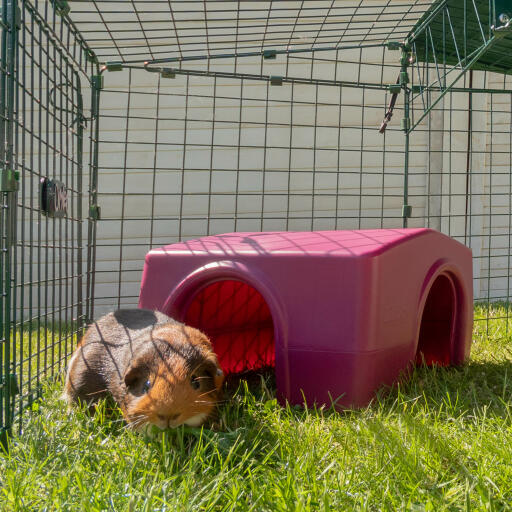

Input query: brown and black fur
[64,309,224,430]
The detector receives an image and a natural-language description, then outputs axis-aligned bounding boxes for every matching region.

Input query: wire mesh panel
[0,0,95,438]
[0,0,511,436]
[0,0,19,443]
[68,0,433,64]
[406,68,512,333]
[91,46,409,315]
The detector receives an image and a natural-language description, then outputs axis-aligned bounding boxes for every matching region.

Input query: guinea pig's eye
[142,379,151,394]
[190,374,201,390]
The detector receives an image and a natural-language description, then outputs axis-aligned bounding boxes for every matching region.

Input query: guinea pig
[63,309,224,431]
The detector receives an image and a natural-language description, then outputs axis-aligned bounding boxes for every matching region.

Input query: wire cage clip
[0,168,19,192]
[263,50,277,59]
[1,374,19,396]
[91,75,103,90]
[161,68,176,79]
[89,204,101,220]
[386,41,403,50]
[53,0,70,17]
[402,205,412,218]
[270,76,283,86]
[0,3,22,29]
[105,62,123,72]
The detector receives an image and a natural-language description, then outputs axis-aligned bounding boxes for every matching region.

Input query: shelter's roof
[67,0,434,64]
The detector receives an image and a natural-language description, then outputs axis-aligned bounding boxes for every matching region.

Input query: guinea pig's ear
[124,364,145,389]
[213,366,224,390]
[204,360,224,390]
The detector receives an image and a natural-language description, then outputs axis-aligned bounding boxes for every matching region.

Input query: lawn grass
[1,305,512,511]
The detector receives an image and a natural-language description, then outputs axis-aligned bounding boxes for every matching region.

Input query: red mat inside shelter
[184,280,275,374]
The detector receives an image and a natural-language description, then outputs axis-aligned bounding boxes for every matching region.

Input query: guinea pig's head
[122,323,224,431]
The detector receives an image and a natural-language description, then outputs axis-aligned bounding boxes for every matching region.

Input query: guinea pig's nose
[157,413,180,421]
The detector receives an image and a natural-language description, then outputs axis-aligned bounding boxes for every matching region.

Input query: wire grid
[91,42,512,330]
[2,0,512,435]
[91,46,409,314]
[409,68,512,332]
[66,0,433,65]
[1,0,95,434]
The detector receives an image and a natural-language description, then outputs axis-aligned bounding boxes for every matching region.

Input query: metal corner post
[86,72,102,325]
[0,0,20,446]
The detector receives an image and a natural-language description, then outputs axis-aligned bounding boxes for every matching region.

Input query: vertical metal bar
[403,86,411,229]
[207,76,216,235]
[0,0,7,439]
[486,94,494,334]
[177,74,190,241]
[358,87,365,229]
[117,69,131,309]
[260,81,269,231]
[464,71,473,244]
[234,78,243,232]
[0,0,19,443]
[76,76,84,337]
[87,73,101,323]
[311,83,319,230]
[285,77,294,231]
[149,73,160,249]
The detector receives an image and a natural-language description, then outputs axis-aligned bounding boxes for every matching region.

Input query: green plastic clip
[388,84,401,94]
[402,205,412,218]
[91,75,104,90]
[12,5,21,29]
[401,118,410,131]
[161,68,176,79]
[0,374,18,395]
[399,71,409,85]
[89,204,101,220]
[263,50,277,59]
[0,4,22,29]
[0,169,19,192]
[386,41,402,50]
[54,0,70,17]
[106,62,123,72]
[270,76,283,86]
[0,427,9,450]
[8,374,19,396]
[86,50,98,64]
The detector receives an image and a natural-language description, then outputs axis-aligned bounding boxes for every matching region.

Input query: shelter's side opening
[415,274,455,366]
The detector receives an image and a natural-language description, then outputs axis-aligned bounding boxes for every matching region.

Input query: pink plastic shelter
[138,229,473,408]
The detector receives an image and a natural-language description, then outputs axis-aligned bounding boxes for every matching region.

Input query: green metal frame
[1,0,512,442]
[0,0,20,447]
[407,0,512,132]
[0,0,99,445]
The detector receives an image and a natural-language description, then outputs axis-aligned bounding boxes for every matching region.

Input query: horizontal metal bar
[139,41,388,67]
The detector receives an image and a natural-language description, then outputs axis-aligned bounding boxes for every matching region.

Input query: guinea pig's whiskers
[194,398,227,405]
[126,414,148,430]
[85,388,108,396]
[197,389,218,398]
[108,417,128,424]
